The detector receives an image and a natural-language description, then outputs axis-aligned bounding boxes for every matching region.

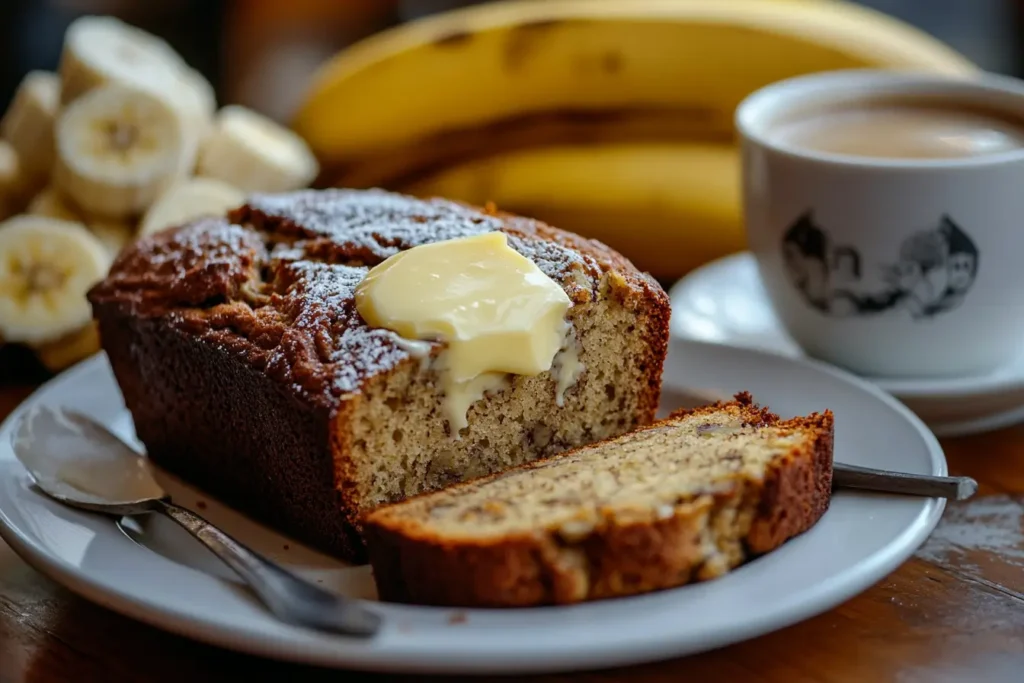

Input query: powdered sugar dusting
[111,218,263,277]
[92,218,264,311]
[506,232,591,283]
[272,260,434,395]
[917,495,1024,572]
[244,188,598,284]
[244,188,500,264]
[98,188,644,403]
[281,260,366,307]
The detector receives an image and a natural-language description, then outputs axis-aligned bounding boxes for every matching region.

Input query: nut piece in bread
[363,393,834,607]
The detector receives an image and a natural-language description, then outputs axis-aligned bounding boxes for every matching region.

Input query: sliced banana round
[28,186,135,258]
[170,68,217,175]
[33,321,102,373]
[1,71,60,190]
[139,177,245,236]
[59,15,186,106]
[89,218,136,258]
[0,140,21,189]
[54,84,190,220]
[27,186,81,222]
[59,16,209,161]
[179,68,217,137]
[197,105,319,193]
[0,215,110,345]
[0,141,25,218]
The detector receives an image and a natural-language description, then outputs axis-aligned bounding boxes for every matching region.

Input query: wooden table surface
[1,362,1022,683]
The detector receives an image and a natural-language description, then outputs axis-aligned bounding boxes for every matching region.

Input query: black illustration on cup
[780,212,979,319]
[780,212,831,312]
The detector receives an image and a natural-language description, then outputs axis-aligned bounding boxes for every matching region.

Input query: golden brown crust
[363,394,834,607]
[747,409,834,553]
[89,189,665,405]
[88,188,671,562]
[97,313,366,560]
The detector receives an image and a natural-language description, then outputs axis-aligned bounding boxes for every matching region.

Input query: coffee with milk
[771,97,1024,160]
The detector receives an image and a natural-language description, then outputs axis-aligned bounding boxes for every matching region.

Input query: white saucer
[0,343,945,674]
[669,252,1024,437]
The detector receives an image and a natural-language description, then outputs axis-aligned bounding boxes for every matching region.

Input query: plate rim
[0,346,947,674]
[668,251,1024,399]
[928,402,1024,438]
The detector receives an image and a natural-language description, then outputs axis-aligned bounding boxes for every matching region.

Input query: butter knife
[833,462,977,501]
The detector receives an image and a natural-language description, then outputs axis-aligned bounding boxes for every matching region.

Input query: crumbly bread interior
[348,279,651,510]
[371,404,811,540]
[364,396,833,605]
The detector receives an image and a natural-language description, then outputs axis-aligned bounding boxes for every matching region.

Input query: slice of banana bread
[363,393,834,606]
[88,188,670,563]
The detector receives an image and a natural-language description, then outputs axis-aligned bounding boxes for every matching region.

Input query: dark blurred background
[1,0,1021,383]
[1,0,1022,124]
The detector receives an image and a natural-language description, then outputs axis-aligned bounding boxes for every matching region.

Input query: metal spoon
[10,405,381,638]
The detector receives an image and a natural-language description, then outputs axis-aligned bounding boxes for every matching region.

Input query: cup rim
[735,68,1024,169]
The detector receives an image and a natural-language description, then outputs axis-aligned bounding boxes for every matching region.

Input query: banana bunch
[402,143,740,279]
[0,15,319,372]
[294,0,976,280]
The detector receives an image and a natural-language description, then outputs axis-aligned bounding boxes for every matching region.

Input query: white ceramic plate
[0,342,946,675]
[669,252,1024,437]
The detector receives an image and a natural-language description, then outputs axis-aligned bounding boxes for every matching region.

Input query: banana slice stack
[0,14,319,373]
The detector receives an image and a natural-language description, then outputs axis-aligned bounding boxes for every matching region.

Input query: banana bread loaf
[88,188,670,562]
[363,393,834,606]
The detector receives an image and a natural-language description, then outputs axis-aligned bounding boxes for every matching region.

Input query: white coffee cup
[736,69,1024,378]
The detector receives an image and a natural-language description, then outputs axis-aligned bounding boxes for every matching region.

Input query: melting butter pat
[355,231,572,431]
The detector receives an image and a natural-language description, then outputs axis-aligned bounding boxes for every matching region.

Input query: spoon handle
[832,463,978,501]
[157,500,380,637]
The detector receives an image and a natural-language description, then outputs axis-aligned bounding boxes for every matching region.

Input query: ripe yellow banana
[295,0,975,184]
[401,142,740,279]
[293,0,975,280]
